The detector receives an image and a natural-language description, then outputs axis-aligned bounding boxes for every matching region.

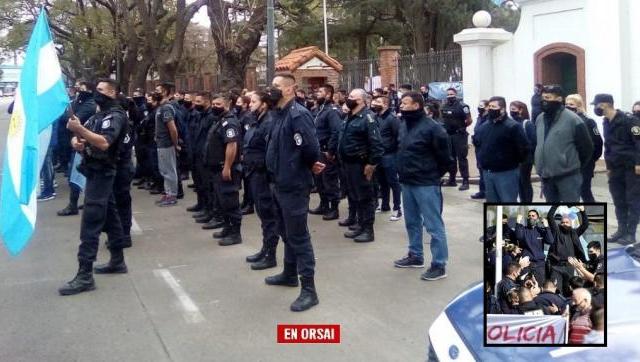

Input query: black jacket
[579,113,603,174]
[514,222,553,262]
[603,110,640,169]
[534,291,568,315]
[191,108,216,164]
[266,100,320,192]
[396,113,453,186]
[546,205,588,264]
[376,108,400,154]
[243,111,273,173]
[313,101,342,154]
[475,115,529,172]
[337,108,384,165]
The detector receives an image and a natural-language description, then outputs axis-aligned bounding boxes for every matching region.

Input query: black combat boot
[354,227,375,243]
[458,179,469,191]
[609,228,626,243]
[203,218,226,230]
[193,210,209,219]
[213,225,232,239]
[309,198,328,215]
[58,261,96,296]
[246,246,267,263]
[338,209,356,227]
[265,262,299,287]
[290,276,319,312]
[57,204,79,216]
[344,225,363,238]
[241,204,255,215]
[322,201,339,221]
[219,225,242,246]
[251,246,277,270]
[186,203,203,212]
[348,223,361,231]
[94,248,128,274]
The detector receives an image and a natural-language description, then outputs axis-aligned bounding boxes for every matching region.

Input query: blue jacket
[266,99,320,192]
[514,222,553,262]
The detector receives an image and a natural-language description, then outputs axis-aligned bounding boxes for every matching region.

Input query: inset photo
[483,204,606,346]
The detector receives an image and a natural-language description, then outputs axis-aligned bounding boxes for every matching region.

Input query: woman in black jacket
[510,101,536,202]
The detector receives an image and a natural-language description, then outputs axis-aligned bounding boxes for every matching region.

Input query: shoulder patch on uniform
[101,119,111,129]
[244,124,250,131]
[226,128,236,138]
[463,106,470,114]
[367,114,375,123]
[222,120,228,127]
[294,132,303,146]
[123,134,131,144]
[593,126,600,136]
[632,126,640,136]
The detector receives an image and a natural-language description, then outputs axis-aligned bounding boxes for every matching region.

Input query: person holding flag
[0,9,69,256]
[58,78,129,295]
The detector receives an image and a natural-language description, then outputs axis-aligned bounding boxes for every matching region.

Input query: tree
[206,0,267,90]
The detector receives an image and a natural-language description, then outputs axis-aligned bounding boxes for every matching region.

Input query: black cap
[591,93,614,105]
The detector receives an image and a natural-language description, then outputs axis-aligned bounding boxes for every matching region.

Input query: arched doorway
[534,43,585,99]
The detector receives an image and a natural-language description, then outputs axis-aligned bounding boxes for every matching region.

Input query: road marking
[131,216,143,235]
[549,347,596,358]
[153,268,205,324]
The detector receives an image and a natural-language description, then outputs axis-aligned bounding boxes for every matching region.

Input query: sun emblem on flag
[8,111,23,138]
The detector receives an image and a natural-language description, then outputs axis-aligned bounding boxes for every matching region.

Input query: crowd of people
[484,205,605,344]
[15,74,638,313]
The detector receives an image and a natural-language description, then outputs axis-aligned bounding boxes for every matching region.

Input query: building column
[378,46,401,88]
[454,11,512,134]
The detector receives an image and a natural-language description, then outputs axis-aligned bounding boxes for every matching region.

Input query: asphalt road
[0,97,622,361]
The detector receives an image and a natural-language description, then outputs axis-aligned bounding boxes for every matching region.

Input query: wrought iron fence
[338,49,462,90]
[338,58,380,91]
[397,49,462,87]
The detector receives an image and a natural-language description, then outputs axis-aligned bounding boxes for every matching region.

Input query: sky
[189,0,211,26]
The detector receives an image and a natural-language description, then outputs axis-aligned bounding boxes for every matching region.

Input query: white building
[456,0,640,134]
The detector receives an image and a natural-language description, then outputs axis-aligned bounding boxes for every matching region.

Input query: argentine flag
[0,10,69,255]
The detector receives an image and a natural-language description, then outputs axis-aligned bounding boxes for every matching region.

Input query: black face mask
[371,105,383,114]
[487,109,501,120]
[510,111,520,120]
[133,96,145,106]
[94,92,114,110]
[183,101,193,108]
[177,99,184,105]
[477,107,485,115]
[234,105,243,114]
[211,107,225,116]
[633,111,640,118]
[345,99,359,110]
[145,102,154,110]
[151,92,163,103]
[541,100,562,114]
[594,107,604,117]
[447,96,456,105]
[317,98,326,106]
[401,109,423,122]
[588,253,597,261]
[78,90,93,101]
[195,105,205,112]
[559,225,571,233]
[268,88,283,105]
[565,106,578,113]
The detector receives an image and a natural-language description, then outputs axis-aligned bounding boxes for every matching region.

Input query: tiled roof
[275,46,343,72]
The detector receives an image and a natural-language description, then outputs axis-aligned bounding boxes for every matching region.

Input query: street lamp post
[266,0,275,84]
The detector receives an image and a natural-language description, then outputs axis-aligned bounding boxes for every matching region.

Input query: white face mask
[397,92,403,99]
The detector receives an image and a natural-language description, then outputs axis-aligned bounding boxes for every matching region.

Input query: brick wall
[378,46,401,88]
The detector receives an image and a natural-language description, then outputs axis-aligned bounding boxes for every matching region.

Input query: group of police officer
[53,73,640,312]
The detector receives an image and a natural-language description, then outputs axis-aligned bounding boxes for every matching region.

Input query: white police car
[427,245,640,361]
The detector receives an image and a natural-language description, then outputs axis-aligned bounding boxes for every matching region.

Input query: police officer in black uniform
[594,94,640,245]
[338,88,384,243]
[441,87,472,190]
[308,84,342,220]
[188,92,216,218]
[264,74,325,312]
[59,78,129,295]
[205,94,243,245]
[244,90,280,270]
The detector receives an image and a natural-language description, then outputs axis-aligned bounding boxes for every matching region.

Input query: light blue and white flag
[1,9,69,255]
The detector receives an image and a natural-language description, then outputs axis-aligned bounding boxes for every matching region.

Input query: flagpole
[323,0,329,54]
